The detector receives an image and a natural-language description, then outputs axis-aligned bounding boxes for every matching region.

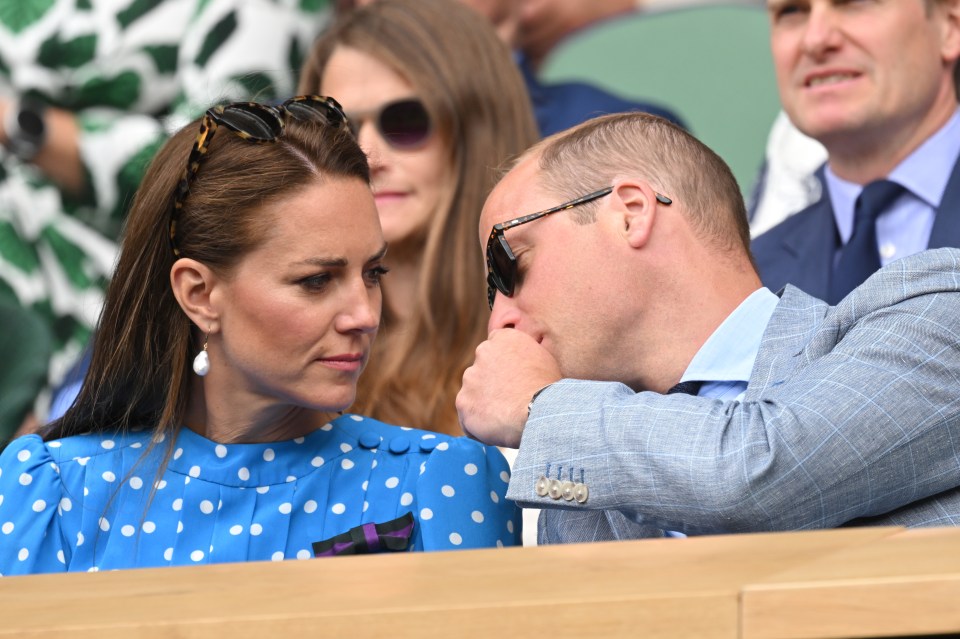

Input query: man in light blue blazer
[751,0,960,304]
[457,111,960,544]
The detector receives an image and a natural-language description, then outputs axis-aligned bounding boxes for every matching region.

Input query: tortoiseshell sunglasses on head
[168,95,349,257]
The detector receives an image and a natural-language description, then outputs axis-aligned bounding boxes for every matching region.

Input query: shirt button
[561,480,576,501]
[535,476,550,497]
[879,242,897,260]
[389,438,410,454]
[358,432,381,449]
[419,438,438,452]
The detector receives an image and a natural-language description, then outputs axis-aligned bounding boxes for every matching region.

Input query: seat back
[540,4,780,196]
[0,297,52,446]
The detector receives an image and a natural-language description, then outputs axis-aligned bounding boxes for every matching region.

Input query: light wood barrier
[2,526,959,638]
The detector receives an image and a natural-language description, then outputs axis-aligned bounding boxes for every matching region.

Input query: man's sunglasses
[485,186,673,309]
[345,98,432,150]
[169,95,348,257]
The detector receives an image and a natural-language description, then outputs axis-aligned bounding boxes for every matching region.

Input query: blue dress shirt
[826,109,960,265]
[665,287,779,537]
[679,287,781,402]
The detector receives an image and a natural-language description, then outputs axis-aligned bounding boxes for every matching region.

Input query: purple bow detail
[312,511,415,557]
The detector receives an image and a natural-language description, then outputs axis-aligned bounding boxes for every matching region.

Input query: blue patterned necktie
[667,380,702,395]
[828,179,904,305]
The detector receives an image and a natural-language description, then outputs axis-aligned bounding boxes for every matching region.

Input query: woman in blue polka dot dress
[0,96,520,576]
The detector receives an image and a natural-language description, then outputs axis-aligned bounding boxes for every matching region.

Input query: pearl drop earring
[193,333,210,377]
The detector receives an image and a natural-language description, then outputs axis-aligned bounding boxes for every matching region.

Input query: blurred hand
[517,0,636,69]
[457,328,561,448]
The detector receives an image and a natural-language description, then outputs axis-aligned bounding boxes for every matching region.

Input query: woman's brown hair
[42,108,369,444]
[299,0,539,434]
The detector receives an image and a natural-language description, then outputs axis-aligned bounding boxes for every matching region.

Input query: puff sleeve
[0,436,68,576]
[416,438,521,550]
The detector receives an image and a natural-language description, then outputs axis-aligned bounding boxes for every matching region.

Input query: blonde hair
[300,0,539,433]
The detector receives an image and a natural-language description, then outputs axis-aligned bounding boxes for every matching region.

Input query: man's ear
[611,180,664,249]
[170,258,221,334]
[939,0,960,64]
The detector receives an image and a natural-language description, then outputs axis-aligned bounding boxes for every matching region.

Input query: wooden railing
[2,526,959,638]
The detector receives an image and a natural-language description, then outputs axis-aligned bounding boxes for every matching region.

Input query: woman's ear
[612,180,662,249]
[170,258,221,333]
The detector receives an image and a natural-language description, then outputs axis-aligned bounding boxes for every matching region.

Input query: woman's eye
[365,265,389,285]
[299,274,331,291]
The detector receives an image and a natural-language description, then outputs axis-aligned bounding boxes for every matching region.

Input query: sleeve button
[548,479,563,500]
[535,476,550,496]
[573,483,589,503]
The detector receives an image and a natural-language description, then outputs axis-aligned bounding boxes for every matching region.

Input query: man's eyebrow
[766,0,797,13]
[503,223,536,248]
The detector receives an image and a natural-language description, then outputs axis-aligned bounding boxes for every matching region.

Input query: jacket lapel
[772,199,836,301]
[744,286,829,402]
[927,152,960,249]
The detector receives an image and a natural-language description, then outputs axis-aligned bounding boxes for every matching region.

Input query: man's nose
[488,291,522,332]
[801,3,843,59]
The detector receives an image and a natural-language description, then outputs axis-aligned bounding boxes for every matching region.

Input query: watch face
[17,110,44,137]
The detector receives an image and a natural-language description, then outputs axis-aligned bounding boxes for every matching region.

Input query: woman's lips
[374,191,408,205]
[318,354,364,373]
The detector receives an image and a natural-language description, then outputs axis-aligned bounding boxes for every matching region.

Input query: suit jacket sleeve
[509,249,960,537]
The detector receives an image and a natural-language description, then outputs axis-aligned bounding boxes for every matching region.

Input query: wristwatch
[527,383,553,417]
[3,98,47,161]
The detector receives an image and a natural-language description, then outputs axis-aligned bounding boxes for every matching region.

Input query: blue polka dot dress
[0,414,520,575]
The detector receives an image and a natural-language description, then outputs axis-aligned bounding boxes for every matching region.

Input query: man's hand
[457,328,561,448]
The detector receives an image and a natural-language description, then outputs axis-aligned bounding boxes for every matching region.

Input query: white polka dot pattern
[0,417,521,574]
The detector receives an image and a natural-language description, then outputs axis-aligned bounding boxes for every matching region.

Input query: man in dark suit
[751,0,960,303]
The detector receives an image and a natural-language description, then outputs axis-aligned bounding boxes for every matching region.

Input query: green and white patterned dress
[0,0,331,405]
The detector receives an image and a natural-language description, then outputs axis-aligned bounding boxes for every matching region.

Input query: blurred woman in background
[299,0,539,435]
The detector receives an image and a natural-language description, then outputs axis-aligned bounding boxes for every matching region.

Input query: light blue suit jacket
[508,248,960,544]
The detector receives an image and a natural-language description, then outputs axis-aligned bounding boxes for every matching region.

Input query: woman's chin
[304,393,355,416]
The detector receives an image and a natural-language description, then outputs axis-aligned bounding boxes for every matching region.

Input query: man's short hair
[529,112,753,261]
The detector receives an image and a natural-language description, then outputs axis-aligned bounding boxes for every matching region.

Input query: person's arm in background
[0,102,85,196]
[1,0,331,240]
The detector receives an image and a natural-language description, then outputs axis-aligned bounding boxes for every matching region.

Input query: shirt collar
[680,287,780,385]
[826,108,960,239]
